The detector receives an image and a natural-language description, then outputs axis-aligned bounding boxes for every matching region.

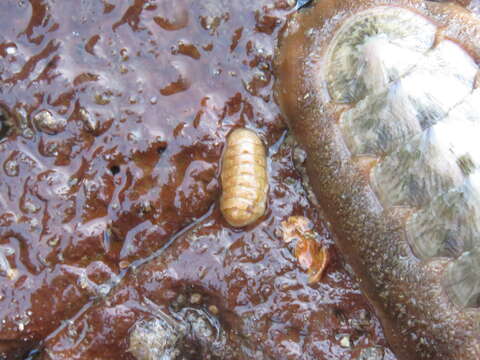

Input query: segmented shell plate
[220,129,268,227]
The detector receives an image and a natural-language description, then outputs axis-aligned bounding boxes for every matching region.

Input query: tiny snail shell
[220,128,268,227]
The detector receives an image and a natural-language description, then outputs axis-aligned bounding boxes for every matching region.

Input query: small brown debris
[281,216,329,283]
[295,236,329,284]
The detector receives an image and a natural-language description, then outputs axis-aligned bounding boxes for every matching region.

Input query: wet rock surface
[0,0,402,359]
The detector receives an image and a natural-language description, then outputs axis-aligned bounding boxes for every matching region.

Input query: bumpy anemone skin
[274,0,480,359]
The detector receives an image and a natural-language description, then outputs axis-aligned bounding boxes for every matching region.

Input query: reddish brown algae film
[0,1,397,359]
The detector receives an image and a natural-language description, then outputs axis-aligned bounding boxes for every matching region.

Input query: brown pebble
[208,305,219,315]
[176,294,186,305]
[190,293,202,304]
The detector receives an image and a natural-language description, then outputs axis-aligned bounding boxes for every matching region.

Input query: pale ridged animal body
[275,0,480,359]
[220,128,268,227]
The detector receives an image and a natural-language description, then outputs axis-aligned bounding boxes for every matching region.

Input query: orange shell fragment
[281,216,329,283]
[295,238,329,284]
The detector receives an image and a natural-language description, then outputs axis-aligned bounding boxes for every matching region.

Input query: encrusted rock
[128,317,184,360]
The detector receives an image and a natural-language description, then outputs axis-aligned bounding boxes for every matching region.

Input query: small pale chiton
[275,0,480,359]
[220,128,268,227]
